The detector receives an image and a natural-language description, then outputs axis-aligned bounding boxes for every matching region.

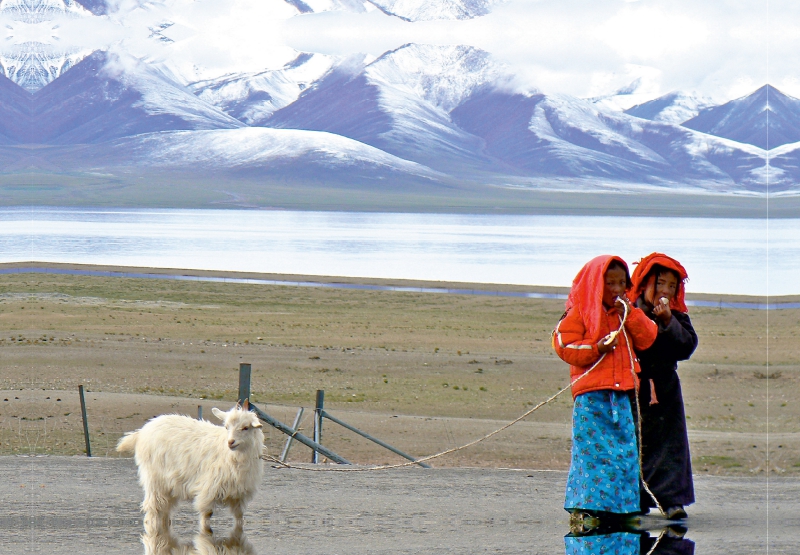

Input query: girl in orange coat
[553,255,657,526]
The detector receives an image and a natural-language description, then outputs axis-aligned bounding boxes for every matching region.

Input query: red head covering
[565,255,629,342]
[630,252,689,313]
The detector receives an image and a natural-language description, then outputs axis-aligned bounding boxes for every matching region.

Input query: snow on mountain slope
[367,44,505,112]
[603,112,768,191]
[769,141,800,189]
[452,88,675,180]
[190,53,334,126]
[0,43,93,93]
[451,86,768,190]
[290,0,370,15]
[624,91,715,125]
[0,0,95,91]
[283,0,501,20]
[59,127,442,180]
[267,45,501,170]
[27,50,243,144]
[367,0,502,21]
[0,0,90,22]
[682,85,800,150]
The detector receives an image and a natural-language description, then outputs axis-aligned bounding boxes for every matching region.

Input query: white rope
[644,527,667,555]
[263,355,604,472]
[264,295,669,521]
[623,323,665,517]
[262,299,633,473]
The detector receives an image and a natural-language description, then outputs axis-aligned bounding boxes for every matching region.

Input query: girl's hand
[597,334,619,353]
[652,301,672,325]
[614,295,630,312]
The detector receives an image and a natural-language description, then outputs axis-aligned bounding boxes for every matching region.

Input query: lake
[0,208,796,296]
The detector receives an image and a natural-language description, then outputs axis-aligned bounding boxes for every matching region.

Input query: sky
[2,0,797,101]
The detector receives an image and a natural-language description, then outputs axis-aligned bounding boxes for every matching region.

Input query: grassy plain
[0,270,796,475]
[0,170,786,217]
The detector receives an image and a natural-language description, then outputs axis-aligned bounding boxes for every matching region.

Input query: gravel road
[0,457,796,554]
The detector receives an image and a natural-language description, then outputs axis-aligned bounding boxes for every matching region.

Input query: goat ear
[251,421,262,429]
[211,407,225,421]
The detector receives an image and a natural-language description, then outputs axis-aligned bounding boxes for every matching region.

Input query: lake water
[0,208,796,296]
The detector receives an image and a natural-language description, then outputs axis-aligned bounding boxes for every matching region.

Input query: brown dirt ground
[0,270,796,475]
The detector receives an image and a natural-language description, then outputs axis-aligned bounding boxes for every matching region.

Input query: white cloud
[282,0,789,101]
[595,7,709,60]
[0,0,796,102]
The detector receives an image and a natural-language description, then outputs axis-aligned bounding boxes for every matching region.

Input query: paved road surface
[0,457,796,554]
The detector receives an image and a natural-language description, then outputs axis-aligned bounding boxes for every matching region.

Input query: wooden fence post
[78,385,91,457]
[238,363,251,405]
[312,390,324,463]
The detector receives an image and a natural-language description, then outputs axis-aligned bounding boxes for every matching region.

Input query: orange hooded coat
[552,255,658,398]
[630,252,689,313]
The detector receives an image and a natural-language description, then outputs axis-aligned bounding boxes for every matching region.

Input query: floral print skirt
[564,390,640,515]
[564,531,640,555]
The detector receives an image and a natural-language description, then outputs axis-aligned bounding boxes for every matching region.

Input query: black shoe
[666,524,688,539]
[666,506,687,520]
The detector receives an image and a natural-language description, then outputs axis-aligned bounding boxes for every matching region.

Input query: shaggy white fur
[117,402,264,534]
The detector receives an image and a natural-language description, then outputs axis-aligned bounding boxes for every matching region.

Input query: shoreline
[2,261,798,306]
[0,188,791,218]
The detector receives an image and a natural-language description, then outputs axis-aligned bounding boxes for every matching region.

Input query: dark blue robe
[635,303,698,511]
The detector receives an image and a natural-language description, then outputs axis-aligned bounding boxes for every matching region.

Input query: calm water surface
[0,208,795,296]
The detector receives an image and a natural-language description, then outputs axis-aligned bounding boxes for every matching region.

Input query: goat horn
[242,399,250,410]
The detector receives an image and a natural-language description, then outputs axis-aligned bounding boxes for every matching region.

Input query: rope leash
[262,352,608,472]
[262,296,668,519]
[622,324,665,517]
[260,301,629,472]
[644,527,667,555]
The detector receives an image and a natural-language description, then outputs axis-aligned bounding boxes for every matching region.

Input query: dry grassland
[0,273,796,475]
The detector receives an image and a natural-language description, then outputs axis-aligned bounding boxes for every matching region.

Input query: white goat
[117,401,264,534]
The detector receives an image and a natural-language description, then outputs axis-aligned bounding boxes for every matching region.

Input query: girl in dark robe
[630,253,698,520]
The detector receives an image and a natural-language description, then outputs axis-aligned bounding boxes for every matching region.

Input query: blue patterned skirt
[564,531,641,555]
[564,390,640,515]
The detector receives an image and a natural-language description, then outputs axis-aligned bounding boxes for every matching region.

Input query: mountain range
[0,39,796,201]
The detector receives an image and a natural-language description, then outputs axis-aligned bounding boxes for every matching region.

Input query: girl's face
[655,271,679,302]
[603,266,628,307]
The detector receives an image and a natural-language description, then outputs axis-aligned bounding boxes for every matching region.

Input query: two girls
[553,253,697,528]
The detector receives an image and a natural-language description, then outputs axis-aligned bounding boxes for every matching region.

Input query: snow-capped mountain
[451,87,767,190]
[261,44,774,191]
[0,0,89,22]
[624,92,716,125]
[267,45,506,171]
[0,43,93,93]
[61,127,441,178]
[769,141,800,188]
[367,0,502,21]
[0,0,95,92]
[682,85,800,150]
[190,53,334,126]
[283,0,502,20]
[26,51,243,144]
[0,40,795,197]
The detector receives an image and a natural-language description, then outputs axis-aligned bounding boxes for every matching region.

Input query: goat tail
[116,430,139,454]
